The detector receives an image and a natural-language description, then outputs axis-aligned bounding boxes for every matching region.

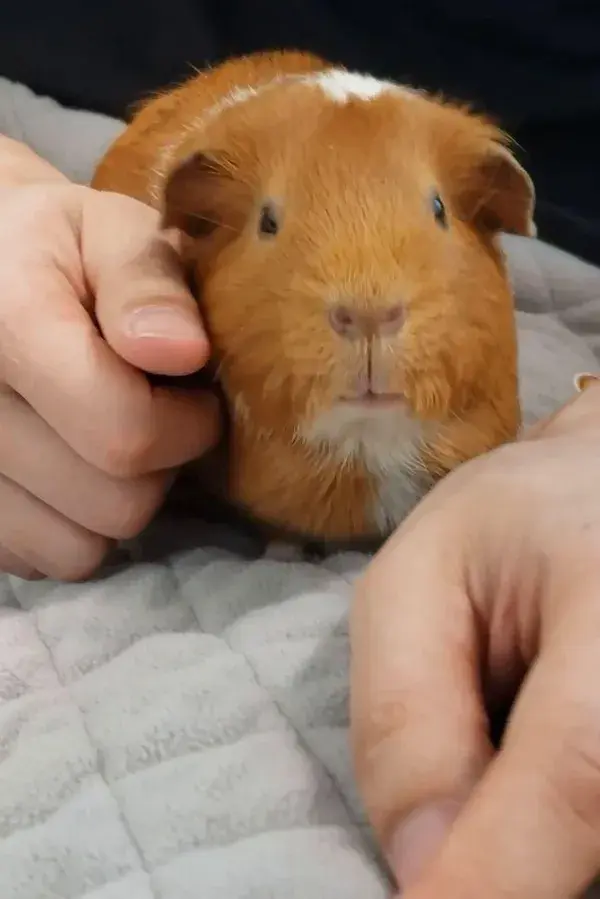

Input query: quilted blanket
[1,77,600,899]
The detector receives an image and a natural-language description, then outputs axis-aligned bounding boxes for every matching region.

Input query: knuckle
[354,693,409,773]
[101,479,165,540]
[96,425,156,478]
[45,535,109,582]
[100,190,160,232]
[547,718,600,836]
[0,183,74,234]
[19,569,45,582]
[0,551,41,580]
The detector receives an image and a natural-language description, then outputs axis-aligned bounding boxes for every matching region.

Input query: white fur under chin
[300,402,432,532]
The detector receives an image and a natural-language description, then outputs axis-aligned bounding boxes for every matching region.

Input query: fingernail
[388,799,461,890]
[574,372,600,393]
[126,306,203,341]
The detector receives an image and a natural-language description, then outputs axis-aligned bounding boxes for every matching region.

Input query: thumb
[81,189,210,376]
[404,585,600,899]
[350,511,493,893]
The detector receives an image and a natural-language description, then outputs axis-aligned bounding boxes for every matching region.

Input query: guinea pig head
[160,74,533,489]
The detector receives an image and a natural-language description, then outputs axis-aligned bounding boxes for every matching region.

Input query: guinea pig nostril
[380,304,405,331]
[329,305,357,335]
[329,303,405,338]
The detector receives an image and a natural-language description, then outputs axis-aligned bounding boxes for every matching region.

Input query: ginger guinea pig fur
[93,50,535,544]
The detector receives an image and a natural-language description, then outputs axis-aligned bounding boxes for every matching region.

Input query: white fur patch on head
[299,402,434,532]
[301,402,422,460]
[150,65,419,201]
[306,69,421,105]
[308,69,396,102]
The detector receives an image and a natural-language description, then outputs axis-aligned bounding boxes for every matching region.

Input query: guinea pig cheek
[399,319,459,420]
[197,261,336,428]
[278,320,354,425]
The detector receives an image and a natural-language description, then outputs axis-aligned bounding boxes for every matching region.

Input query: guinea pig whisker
[406,454,430,477]
[214,361,227,380]
[171,206,241,235]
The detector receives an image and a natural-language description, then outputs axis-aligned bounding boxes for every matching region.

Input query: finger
[98,385,220,477]
[0,474,109,580]
[350,512,493,891]
[0,391,170,538]
[0,545,43,580]
[82,190,209,376]
[0,137,69,188]
[406,585,600,899]
[0,242,220,475]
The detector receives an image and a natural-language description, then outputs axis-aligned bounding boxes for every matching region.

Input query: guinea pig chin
[296,336,430,459]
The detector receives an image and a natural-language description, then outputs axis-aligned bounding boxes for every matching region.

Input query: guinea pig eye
[431,192,448,229]
[258,202,279,237]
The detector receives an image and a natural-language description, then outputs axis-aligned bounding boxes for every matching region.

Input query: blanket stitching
[144,821,379,875]
[181,565,364,842]
[30,605,159,899]
[222,638,363,839]
[0,556,370,884]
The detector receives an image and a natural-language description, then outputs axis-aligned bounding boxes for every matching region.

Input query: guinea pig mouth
[339,390,406,407]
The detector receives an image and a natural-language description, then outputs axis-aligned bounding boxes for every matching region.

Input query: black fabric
[1,1,599,265]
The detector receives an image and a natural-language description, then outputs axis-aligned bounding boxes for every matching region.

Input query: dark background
[1,0,599,265]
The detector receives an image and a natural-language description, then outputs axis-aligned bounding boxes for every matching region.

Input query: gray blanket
[1,77,600,899]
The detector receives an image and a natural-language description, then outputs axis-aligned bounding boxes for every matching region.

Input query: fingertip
[125,304,206,345]
[106,303,209,376]
[89,208,211,375]
[116,332,211,377]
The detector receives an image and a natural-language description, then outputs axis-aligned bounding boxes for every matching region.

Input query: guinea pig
[92,49,536,546]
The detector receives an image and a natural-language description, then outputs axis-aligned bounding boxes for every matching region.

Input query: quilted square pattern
[0,546,388,899]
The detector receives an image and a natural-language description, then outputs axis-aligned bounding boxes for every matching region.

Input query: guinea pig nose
[377,304,405,335]
[328,304,405,339]
[328,305,359,337]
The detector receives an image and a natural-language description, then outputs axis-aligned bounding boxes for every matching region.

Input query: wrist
[0,136,69,188]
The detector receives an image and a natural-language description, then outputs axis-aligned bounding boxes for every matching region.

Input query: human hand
[0,138,219,580]
[351,376,600,899]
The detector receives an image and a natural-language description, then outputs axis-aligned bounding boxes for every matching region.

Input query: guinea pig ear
[459,143,536,238]
[161,150,253,240]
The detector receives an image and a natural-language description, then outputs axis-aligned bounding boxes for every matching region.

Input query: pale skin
[0,137,219,579]
[4,137,600,899]
[352,379,600,899]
